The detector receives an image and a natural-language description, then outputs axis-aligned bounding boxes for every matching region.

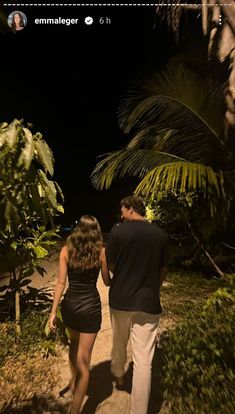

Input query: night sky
[0,5,178,231]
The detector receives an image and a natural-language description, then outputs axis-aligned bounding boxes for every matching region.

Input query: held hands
[48,312,57,333]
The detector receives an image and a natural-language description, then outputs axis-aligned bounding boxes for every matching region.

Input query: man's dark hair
[120,195,146,216]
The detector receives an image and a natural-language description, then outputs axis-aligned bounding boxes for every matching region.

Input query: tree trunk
[218,0,235,35]
[13,270,21,337]
[187,222,225,277]
[15,290,21,337]
[156,1,235,135]
[216,5,235,145]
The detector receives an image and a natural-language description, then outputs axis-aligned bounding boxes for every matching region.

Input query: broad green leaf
[0,122,8,130]
[38,170,60,210]
[39,240,58,247]
[17,127,34,169]
[38,229,60,241]
[57,204,64,213]
[2,119,20,148]
[29,182,47,221]
[35,139,54,176]
[39,226,46,232]
[54,181,65,203]
[34,245,48,259]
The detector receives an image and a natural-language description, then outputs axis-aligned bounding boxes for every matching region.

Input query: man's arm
[105,224,119,273]
[100,247,112,286]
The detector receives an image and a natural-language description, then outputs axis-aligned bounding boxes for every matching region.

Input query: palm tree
[91,63,235,276]
[155,0,235,145]
[92,62,233,197]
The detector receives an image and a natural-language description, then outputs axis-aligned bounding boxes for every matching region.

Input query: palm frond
[156,0,182,39]
[118,63,225,144]
[91,149,185,190]
[135,161,225,198]
[127,126,228,168]
[127,127,174,150]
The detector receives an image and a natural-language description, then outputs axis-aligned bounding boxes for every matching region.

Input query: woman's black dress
[61,266,101,333]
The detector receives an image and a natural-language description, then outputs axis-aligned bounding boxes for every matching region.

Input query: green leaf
[38,229,60,241]
[10,242,17,250]
[19,278,32,287]
[34,245,48,259]
[35,139,54,176]
[0,119,20,149]
[57,204,64,213]
[17,127,34,169]
[36,265,47,276]
[38,170,59,210]
[20,267,35,278]
[0,122,8,130]
[135,162,224,198]
[91,149,184,190]
[4,200,20,224]
[44,322,51,337]
[54,181,65,203]
[118,62,225,141]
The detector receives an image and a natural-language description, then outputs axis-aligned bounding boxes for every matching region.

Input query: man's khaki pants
[110,308,160,414]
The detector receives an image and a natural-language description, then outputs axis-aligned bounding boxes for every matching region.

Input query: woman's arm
[100,247,111,286]
[49,245,68,332]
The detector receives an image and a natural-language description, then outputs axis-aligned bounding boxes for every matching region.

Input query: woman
[48,215,111,414]
[11,12,25,31]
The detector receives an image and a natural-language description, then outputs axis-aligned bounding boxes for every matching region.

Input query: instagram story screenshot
[0,2,235,413]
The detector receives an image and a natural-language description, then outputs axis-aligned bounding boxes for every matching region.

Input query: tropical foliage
[92,62,234,199]
[91,62,235,274]
[155,0,235,142]
[0,119,64,334]
[161,274,235,413]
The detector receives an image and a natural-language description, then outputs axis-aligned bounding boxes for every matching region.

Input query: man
[105,195,167,414]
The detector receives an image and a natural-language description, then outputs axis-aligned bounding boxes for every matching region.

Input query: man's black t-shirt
[106,220,167,315]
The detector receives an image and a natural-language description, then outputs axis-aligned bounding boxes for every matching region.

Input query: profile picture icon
[8,11,27,32]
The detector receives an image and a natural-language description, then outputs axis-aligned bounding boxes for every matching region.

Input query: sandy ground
[1,250,168,413]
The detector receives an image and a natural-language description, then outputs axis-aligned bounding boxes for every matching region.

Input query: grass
[0,310,69,412]
[161,269,222,320]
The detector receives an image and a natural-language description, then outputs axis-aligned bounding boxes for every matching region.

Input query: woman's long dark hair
[66,215,103,270]
[11,12,24,29]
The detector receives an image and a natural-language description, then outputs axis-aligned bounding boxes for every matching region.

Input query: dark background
[0,5,182,231]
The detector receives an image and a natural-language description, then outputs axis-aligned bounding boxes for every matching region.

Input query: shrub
[0,309,67,367]
[161,275,235,413]
[0,119,64,335]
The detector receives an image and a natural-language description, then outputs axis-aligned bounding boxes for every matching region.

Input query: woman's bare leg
[63,328,80,393]
[68,329,80,380]
[70,332,97,414]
